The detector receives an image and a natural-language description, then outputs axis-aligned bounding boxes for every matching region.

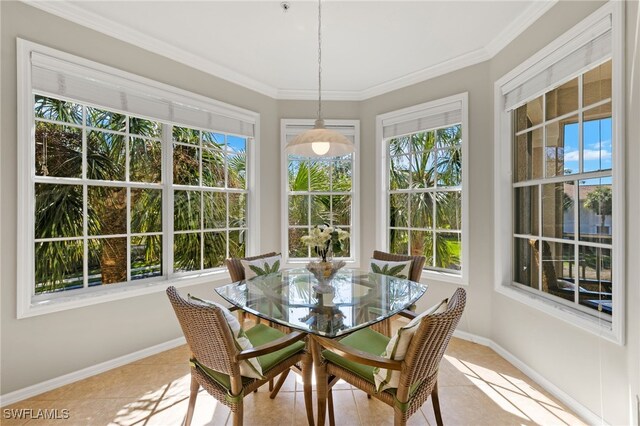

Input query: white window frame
[375,93,469,285]
[493,2,625,344]
[280,119,360,268]
[17,39,260,318]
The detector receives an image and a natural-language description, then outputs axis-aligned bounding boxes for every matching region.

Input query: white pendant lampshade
[286,119,354,157]
[284,0,355,158]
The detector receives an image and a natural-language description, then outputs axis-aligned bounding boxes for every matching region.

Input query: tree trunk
[99,188,127,284]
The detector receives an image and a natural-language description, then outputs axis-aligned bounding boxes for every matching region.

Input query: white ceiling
[26,0,556,100]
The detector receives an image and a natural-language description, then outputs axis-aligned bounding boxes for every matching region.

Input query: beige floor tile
[133,344,191,365]
[243,390,296,425]
[146,390,231,426]
[353,390,428,426]
[325,390,360,426]
[293,390,316,426]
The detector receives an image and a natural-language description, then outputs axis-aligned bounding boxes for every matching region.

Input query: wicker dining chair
[313,287,466,426]
[369,250,427,337]
[166,286,313,426]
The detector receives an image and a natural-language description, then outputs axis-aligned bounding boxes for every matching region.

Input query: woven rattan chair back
[396,287,466,403]
[166,286,240,377]
[226,252,278,283]
[372,250,426,282]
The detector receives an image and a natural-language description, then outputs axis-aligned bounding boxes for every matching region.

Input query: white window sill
[19,270,232,319]
[495,283,621,344]
[421,269,467,286]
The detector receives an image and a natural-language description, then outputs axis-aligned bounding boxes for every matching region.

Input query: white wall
[1,1,638,424]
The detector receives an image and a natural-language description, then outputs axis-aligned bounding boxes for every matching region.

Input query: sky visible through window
[563,117,612,175]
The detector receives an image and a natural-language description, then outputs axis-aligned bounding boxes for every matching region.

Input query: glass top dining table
[215,268,427,338]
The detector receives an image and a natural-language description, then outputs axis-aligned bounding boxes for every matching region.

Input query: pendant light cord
[317,0,322,123]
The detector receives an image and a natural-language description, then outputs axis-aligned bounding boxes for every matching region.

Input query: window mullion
[163,123,174,277]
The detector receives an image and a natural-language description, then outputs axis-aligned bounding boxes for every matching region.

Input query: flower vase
[306,259,346,294]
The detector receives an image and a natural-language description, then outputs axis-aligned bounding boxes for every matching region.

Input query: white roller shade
[31,52,255,137]
[285,124,356,144]
[381,99,462,139]
[502,15,612,111]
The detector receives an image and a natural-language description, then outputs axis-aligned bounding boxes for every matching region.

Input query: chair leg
[184,375,199,426]
[269,378,274,391]
[328,389,335,426]
[270,369,291,399]
[302,358,314,426]
[431,381,443,426]
[232,402,243,426]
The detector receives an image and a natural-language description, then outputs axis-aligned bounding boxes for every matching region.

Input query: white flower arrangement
[300,225,350,262]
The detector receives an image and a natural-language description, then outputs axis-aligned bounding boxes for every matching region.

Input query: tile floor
[2,334,586,425]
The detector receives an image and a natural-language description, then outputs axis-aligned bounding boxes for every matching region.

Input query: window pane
[35,183,83,239]
[88,237,127,285]
[579,178,612,244]
[288,160,306,191]
[333,227,350,258]
[202,149,225,188]
[545,77,578,120]
[87,131,126,181]
[515,96,543,132]
[229,230,246,259]
[436,191,461,230]
[131,235,162,280]
[389,193,408,228]
[310,194,330,225]
[227,135,246,152]
[539,240,575,303]
[514,185,539,236]
[228,153,246,189]
[203,132,225,149]
[131,189,162,234]
[436,232,461,270]
[35,122,82,177]
[583,106,612,172]
[173,145,200,186]
[331,195,351,226]
[86,107,126,131]
[436,126,461,149]
[203,191,226,229]
[514,238,537,288]
[288,228,308,258]
[390,155,409,189]
[412,131,435,152]
[174,233,201,272]
[545,116,578,177]
[130,138,162,183]
[173,126,199,145]
[410,192,433,229]
[389,229,408,255]
[309,161,330,192]
[130,117,162,138]
[514,129,543,182]
[410,230,433,265]
[332,160,352,191]
[174,190,201,231]
[34,95,83,124]
[436,148,462,187]
[228,193,246,228]
[88,186,127,236]
[289,195,308,226]
[388,136,409,156]
[542,182,574,240]
[583,60,611,107]
[35,240,83,294]
[204,231,226,269]
[410,151,435,189]
[578,246,612,315]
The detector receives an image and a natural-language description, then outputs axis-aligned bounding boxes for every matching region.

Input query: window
[494,3,624,342]
[18,40,258,317]
[281,120,359,264]
[376,93,468,284]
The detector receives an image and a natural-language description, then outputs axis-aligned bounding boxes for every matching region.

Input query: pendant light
[284,0,355,158]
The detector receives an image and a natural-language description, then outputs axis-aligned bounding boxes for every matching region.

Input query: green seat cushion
[322,327,389,384]
[191,358,253,391]
[191,323,304,390]
[245,323,305,373]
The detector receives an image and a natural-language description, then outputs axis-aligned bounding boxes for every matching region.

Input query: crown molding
[484,0,558,56]
[22,0,557,101]
[22,0,279,99]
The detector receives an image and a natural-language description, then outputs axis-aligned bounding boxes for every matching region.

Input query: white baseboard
[453,330,605,426]
[0,337,186,407]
